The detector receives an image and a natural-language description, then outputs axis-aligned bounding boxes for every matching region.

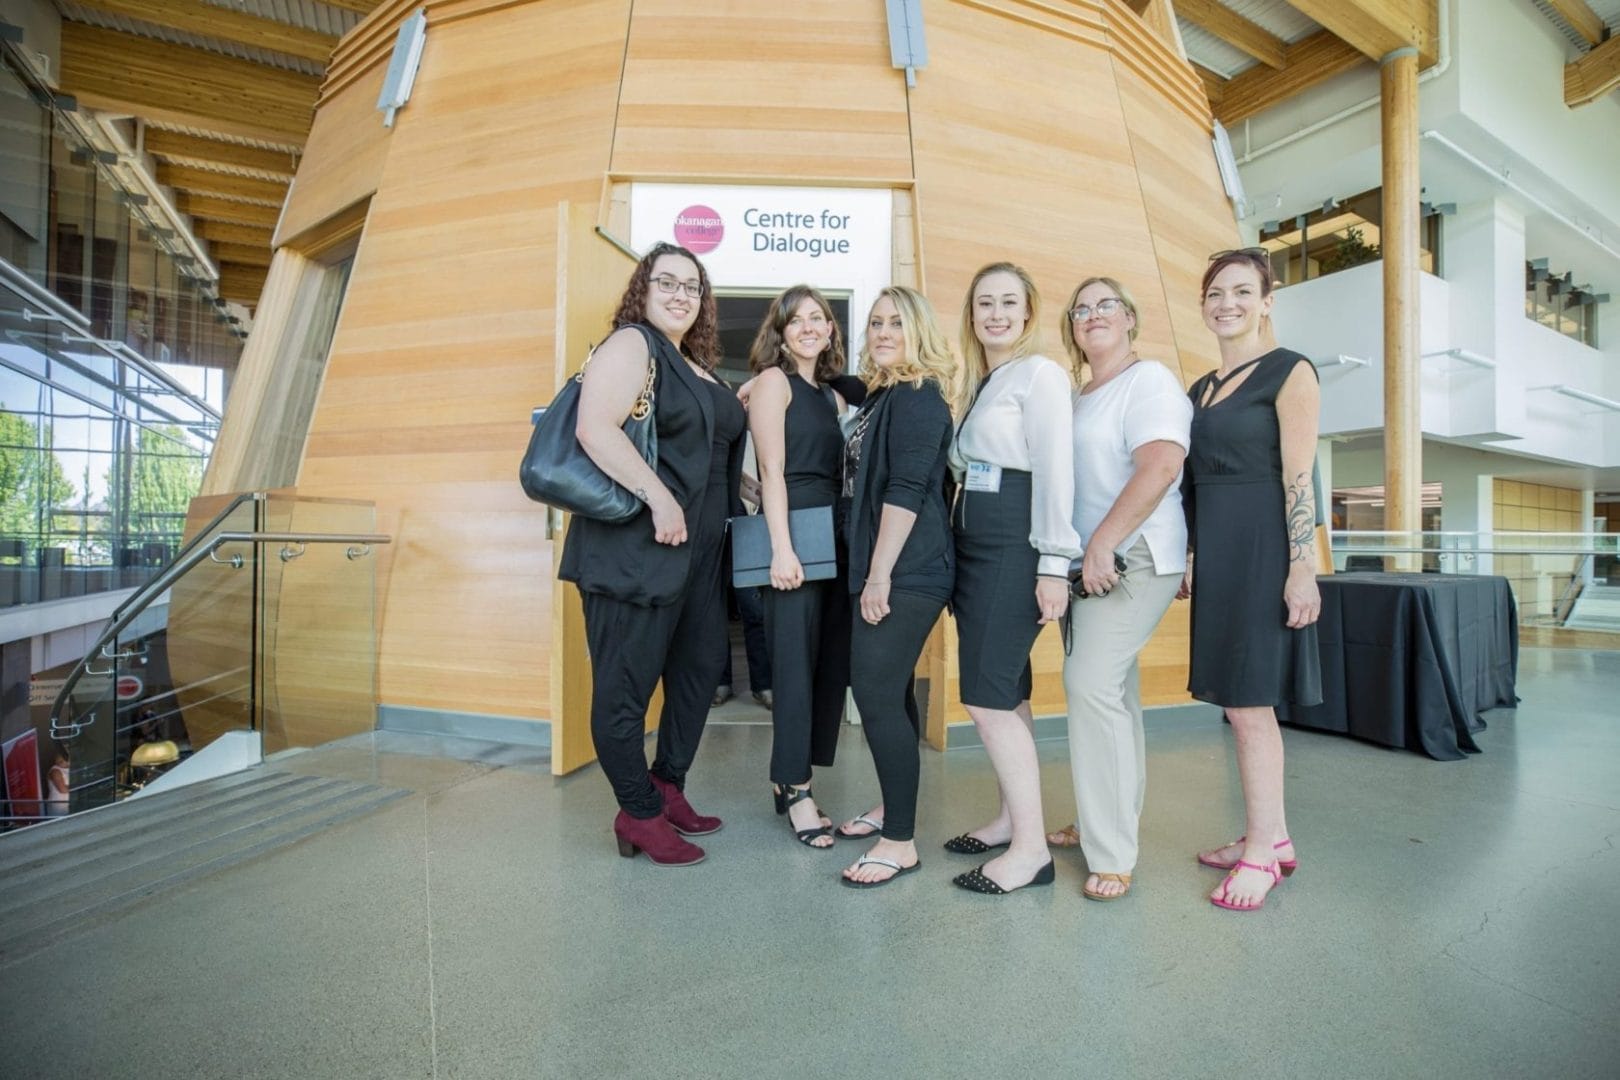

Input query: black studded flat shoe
[942,833,1009,855]
[951,860,1055,895]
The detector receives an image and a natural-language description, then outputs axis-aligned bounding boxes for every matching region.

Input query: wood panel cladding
[610,0,913,179]
[289,0,631,724]
[225,0,1232,760]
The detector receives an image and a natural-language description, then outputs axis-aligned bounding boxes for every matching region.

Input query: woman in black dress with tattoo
[1182,248,1322,911]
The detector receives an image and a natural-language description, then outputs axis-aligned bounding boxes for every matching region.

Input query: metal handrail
[104,492,263,624]
[49,528,390,739]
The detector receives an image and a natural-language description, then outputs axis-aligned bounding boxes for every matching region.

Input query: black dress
[1185,348,1323,708]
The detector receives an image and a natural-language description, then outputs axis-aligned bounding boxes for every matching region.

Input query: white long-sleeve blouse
[950,353,1082,577]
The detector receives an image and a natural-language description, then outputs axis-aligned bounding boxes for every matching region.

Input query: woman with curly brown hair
[560,241,745,867]
[746,284,852,849]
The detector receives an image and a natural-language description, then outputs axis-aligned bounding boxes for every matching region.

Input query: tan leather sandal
[1082,871,1132,901]
[1046,823,1081,847]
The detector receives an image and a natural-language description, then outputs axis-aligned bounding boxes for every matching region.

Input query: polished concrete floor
[1,647,1617,1079]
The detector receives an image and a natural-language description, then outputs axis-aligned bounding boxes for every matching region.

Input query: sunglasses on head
[1067,552,1130,600]
[1208,247,1270,262]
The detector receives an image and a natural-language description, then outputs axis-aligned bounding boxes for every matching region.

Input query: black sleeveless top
[559,324,742,607]
[781,372,842,509]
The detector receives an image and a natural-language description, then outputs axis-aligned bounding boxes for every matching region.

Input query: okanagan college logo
[673,205,724,253]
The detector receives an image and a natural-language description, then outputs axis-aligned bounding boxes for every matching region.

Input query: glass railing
[1329,530,1620,628]
[0,493,388,828]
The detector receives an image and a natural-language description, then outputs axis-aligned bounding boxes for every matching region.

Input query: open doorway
[713,290,852,386]
[708,290,853,724]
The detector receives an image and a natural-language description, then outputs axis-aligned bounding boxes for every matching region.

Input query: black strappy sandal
[779,785,834,849]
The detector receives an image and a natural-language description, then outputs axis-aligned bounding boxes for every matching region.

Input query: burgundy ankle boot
[614,810,706,866]
[649,773,723,836]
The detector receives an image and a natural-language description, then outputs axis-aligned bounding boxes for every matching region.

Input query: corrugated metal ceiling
[54,0,326,75]
[1177,0,1324,80]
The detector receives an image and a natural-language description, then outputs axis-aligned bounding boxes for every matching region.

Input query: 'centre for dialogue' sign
[631,183,893,339]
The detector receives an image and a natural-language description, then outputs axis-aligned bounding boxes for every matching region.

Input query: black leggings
[851,588,944,842]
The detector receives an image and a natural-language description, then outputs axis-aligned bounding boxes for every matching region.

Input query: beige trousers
[1060,537,1181,874]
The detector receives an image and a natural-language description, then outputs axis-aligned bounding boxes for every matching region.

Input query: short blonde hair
[960,262,1042,404]
[1061,275,1141,380]
[859,286,960,409]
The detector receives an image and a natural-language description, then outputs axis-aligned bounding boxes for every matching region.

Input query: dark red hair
[611,241,721,368]
[1200,249,1275,298]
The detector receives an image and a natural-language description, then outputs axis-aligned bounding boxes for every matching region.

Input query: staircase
[0,766,408,965]
[1564,583,1620,632]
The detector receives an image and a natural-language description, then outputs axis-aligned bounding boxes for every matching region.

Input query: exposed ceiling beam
[318,0,387,13]
[1193,62,1227,109]
[157,162,290,205]
[218,262,269,304]
[175,193,282,228]
[1177,0,1286,69]
[1216,30,1367,124]
[71,0,338,63]
[1566,33,1620,107]
[207,242,273,267]
[1283,0,1438,66]
[59,23,318,145]
[143,129,299,179]
[1544,0,1607,46]
[192,220,275,247]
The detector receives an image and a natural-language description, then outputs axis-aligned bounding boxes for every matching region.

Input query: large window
[1525,260,1602,348]
[1259,188,1442,287]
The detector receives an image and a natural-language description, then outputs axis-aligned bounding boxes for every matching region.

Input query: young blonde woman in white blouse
[1046,275,1191,902]
[944,262,1079,895]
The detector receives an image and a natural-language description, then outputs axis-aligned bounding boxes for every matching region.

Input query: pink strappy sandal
[1210,860,1282,911]
[1197,836,1299,877]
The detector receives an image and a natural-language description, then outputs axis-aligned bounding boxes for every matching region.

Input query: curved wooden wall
[211,0,1238,756]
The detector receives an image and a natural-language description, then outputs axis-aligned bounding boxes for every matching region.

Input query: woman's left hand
[1036,576,1069,624]
[739,473,761,507]
[1079,545,1120,599]
[736,375,759,409]
[1283,564,1321,628]
[861,580,892,624]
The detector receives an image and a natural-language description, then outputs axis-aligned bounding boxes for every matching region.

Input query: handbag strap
[576,326,658,421]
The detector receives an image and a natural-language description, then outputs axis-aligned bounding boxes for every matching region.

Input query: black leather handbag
[520,325,658,524]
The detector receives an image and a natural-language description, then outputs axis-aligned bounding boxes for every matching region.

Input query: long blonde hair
[959,262,1042,405]
[859,286,959,408]
[1061,275,1141,382]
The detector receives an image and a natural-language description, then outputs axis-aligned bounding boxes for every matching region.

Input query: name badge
[964,462,1002,493]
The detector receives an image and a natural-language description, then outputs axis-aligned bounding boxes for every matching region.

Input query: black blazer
[559,324,743,606]
[846,380,954,602]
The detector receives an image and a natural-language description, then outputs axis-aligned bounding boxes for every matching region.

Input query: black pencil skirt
[951,469,1042,710]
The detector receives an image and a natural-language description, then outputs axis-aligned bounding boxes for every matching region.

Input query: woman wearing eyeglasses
[560,241,745,867]
[1183,247,1322,911]
[746,285,852,849]
[1041,277,1191,902]
[944,262,1079,896]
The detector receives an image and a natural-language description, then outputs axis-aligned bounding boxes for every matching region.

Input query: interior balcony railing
[1330,530,1620,633]
[0,493,388,829]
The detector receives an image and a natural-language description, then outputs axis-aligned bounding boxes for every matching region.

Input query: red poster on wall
[3,730,42,820]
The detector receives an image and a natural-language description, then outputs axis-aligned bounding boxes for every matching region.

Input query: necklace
[1082,351,1139,394]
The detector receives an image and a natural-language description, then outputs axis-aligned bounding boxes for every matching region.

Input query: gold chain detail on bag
[574,340,657,422]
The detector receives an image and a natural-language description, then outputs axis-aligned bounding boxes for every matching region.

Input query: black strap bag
[520,325,658,524]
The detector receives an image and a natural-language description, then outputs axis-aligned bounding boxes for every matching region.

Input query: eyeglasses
[1069,298,1124,321]
[651,274,703,299]
[1208,247,1270,262]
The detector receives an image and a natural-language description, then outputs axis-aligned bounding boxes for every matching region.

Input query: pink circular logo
[673,205,724,254]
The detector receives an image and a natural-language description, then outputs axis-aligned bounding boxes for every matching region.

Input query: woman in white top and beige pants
[1052,275,1192,901]
[944,263,1080,896]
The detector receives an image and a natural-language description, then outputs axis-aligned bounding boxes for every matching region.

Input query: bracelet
[866,578,890,585]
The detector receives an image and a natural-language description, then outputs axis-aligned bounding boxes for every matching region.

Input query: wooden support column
[1382,47,1422,546]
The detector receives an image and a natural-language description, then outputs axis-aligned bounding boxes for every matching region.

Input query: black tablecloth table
[1277,573,1517,760]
